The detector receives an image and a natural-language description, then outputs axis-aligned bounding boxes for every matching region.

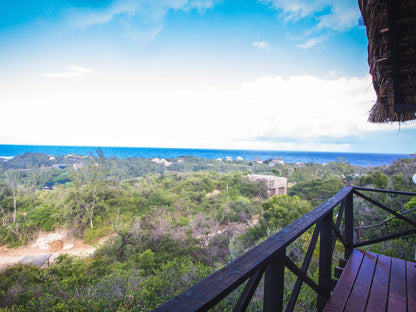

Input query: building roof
[248,174,287,182]
[359,0,416,123]
[20,254,53,267]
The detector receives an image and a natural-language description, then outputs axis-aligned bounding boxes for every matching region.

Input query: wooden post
[264,249,285,312]
[344,192,354,259]
[317,212,333,311]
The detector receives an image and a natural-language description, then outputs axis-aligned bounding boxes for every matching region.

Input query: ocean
[0,144,410,167]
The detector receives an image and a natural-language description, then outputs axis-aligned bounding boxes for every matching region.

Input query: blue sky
[0,0,415,153]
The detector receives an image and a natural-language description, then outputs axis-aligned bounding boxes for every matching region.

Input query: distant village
[2,152,307,197]
[40,155,293,197]
[152,155,289,197]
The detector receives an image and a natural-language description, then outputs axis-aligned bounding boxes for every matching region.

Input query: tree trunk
[226,184,230,225]
[12,189,17,223]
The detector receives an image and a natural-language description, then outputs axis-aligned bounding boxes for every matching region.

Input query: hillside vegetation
[0,152,415,311]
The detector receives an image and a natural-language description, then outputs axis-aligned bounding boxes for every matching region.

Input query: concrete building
[248,174,287,197]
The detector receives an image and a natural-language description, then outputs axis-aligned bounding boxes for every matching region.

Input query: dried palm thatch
[359,0,416,123]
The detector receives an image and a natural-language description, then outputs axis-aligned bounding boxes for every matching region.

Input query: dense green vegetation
[0,152,415,311]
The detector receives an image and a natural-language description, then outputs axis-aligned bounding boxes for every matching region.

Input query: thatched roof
[359,0,416,123]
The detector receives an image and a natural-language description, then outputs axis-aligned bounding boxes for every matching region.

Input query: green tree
[359,171,388,189]
[261,195,312,233]
[5,170,20,223]
[288,178,344,203]
[70,149,107,229]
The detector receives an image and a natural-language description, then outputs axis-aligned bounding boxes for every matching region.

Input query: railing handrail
[352,186,416,196]
[153,186,416,312]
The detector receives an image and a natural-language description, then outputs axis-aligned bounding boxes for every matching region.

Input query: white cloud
[260,0,359,31]
[43,72,84,78]
[65,0,219,34]
[189,0,219,13]
[5,68,415,151]
[296,36,325,49]
[43,65,95,79]
[260,0,360,48]
[315,5,358,32]
[123,25,163,40]
[64,65,95,74]
[232,75,376,141]
[252,41,269,49]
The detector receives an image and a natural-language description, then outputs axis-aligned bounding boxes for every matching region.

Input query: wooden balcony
[153,187,416,312]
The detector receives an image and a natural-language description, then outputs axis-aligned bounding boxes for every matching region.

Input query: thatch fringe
[359,0,416,123]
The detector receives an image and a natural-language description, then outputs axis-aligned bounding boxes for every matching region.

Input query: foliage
[26,205,59,231]
[358,171,388,189]
[288,178,344,203]
[261,195,313,234]
[0,153,415,311]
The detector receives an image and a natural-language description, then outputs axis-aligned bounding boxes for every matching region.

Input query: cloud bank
[4,70,411,152]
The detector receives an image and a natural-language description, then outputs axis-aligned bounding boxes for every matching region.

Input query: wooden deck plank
[344,251,377,312]
[323,249,364,312]
[389,257,406,304]
[324,250,416,312]
[387,297,406,312]
[407,260,416,312]
[344,285,370,312]
[366,254,391,312]
[354,251,377,288]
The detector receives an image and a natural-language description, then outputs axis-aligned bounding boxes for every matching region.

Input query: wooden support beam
[286,224,320,312]
[331,202,345,250]
[334,266,343,279]
[317,212,333,311]
[233,266,266,312]
[285,256,320,294]
[263,249,285,312]
[344,192,354,259]
[354,228,416,248]
[353,190,416,228]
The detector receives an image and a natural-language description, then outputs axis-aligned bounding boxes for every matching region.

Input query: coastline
[0,144,410,167]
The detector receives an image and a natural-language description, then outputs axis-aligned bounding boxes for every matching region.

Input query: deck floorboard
[323,249,415,312]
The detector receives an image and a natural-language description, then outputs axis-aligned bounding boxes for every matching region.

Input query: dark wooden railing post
[317,211,333,311]
[344,191,354,259]
[264,249,285,312]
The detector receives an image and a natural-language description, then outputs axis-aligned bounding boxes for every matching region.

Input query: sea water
[0,144,410,167]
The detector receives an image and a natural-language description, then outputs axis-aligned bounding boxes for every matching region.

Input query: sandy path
[0,230,97,271]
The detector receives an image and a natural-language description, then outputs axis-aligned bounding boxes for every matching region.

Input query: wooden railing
[153,187,416,312]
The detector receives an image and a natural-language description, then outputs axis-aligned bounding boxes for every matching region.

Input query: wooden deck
[324,249,416,312]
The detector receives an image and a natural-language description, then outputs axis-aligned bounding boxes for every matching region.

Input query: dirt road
[0,230,96,271]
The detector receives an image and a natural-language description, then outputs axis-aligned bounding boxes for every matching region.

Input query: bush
[26,205,58,231]
[83,226,110,245]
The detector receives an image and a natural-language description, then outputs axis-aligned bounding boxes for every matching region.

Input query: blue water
[0,144,410,167]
